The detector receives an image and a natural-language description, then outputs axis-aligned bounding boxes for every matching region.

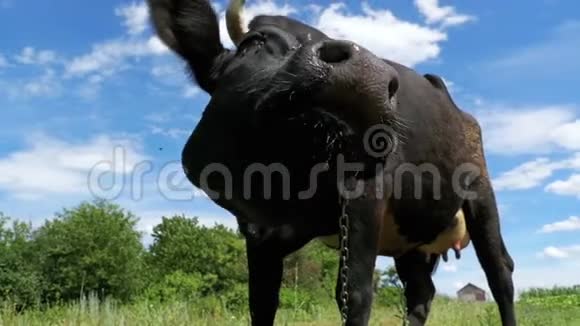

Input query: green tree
[0,214,41,308]
[376,266,405,310]
[280,241,339,309]
[32,201,144,303]
[283,241,339,295]
[146,216,247,297]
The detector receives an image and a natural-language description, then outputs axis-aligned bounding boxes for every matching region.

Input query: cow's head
[149,0,402,186]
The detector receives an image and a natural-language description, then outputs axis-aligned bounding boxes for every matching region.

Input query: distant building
[457,283,486,302]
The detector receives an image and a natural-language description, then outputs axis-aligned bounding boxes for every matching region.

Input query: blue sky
[0,0,579,297]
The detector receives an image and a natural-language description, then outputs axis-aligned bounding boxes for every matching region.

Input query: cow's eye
[237,32,266,55]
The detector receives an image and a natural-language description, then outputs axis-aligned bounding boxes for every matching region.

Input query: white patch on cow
[316,208,470,258]
[419,208,470,255]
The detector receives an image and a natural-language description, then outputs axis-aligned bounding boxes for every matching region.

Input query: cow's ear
[148,0,228,93]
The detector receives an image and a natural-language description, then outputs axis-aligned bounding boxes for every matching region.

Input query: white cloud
[149,60,196,91]
[77,74,106,99]
[147,36,170,55]
[306,4,323,15]
[478,106,580,155]
[414,0,474,27]
[489,21,580,78]
[61,4,167,79]
[65,37,167,77]
[148,60,200,98]
[145,112,173,124]
[0,53,7,67]
[314,3,446,67]
[0,134,148,199]
[15,47,58,65]
[551,120,580,152]
[546,174,580,198]
[115,2,149,35]
[151,64,178,79]
[150,126,190,139]
[1,69,62,98]
[22,69,61,97]
[540,216,580,233]
[2,6,158,100]
[493,158,559,191]
[493,153,580,191]
[57,2,168,99]
[182,85,200,98]
[538,245,580,259]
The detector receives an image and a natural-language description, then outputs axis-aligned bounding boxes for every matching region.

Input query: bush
[279,287,323,312]
[283,241,339,298]
[374,266,404,308]
[519,286,580,308]
[142,271,205,303]
[0,201,410,317]
[220,283,249,310]
[0,215,42,309]
[375,286,404,308]
[31,201,145,303]
[146,216,247,295]
[520,286,580,300]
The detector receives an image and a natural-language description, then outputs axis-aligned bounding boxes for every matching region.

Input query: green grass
[1,296,579,326]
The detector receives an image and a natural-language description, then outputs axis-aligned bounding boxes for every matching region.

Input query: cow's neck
[182,105,248,189]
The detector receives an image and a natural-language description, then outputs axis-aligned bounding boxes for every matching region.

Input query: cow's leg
[463,180,516,326]
[395,251,437,326]
[335,195,381,326]
[241,223,313,326]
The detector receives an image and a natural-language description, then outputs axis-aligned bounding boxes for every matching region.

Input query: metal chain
[339,197,350,325]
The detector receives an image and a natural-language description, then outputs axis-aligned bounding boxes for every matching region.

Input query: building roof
[457,283,485,294]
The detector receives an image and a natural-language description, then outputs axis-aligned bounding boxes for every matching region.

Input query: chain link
[339,197,350,325]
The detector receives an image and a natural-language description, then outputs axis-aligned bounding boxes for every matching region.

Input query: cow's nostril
[318,41,352,64]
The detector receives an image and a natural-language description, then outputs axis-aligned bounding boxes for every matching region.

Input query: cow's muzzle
[254,39,400,138]
[308,40,400,133]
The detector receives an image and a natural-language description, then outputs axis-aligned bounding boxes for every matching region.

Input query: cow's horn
[226,0,247,45]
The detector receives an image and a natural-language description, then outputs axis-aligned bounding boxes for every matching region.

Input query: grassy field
[2,297,580,326]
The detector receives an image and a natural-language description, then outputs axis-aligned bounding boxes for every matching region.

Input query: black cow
[147,0,516,325]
